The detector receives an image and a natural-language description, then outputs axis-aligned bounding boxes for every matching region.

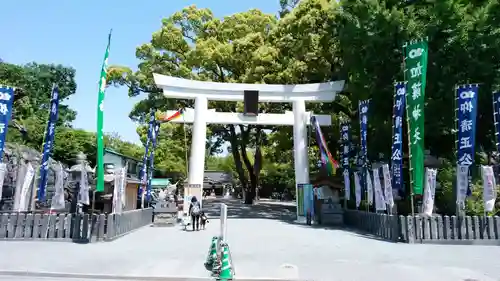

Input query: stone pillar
[293,100,310,219]
[187,96,207,205]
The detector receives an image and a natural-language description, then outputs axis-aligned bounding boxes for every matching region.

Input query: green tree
[0,62,77,127]
[1,60,146,166]
[1,61,78,151]
[108,5,282,203]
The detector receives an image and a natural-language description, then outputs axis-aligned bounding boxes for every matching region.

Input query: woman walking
[188,196,202,231]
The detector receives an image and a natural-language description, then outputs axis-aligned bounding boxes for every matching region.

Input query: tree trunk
[240,125,258,204]
[228,125,248,196]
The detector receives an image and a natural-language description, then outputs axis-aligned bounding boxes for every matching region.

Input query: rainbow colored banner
[158,108,184,122]
[311,116,338,176]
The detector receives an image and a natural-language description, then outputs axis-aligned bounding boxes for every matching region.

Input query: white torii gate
[153,74,345,219]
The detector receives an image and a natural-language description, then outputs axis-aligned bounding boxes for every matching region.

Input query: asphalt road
[1,198,499,281]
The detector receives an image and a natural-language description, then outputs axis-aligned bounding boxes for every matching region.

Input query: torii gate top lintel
[153,73,345,102]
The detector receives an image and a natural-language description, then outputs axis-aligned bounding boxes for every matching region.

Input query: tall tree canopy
[108,6,284,203]
[0,61,144,166]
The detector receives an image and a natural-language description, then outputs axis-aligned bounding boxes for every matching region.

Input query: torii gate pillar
[153,74,345,218]
[188,96,208,187]
[292,100,309,186]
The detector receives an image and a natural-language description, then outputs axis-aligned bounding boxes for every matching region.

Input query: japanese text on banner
[359,100,370,192]
[0,86,15,161]
[139,110,155,197]
[147,114,160,200]
[392,82,406,194]
[404,40,428,195]
[96,31,112,192]
[340,122,351,168]
[382,164,394,208]
[456,165,469,204]
[340,122,351,200]
[456,85,478,167]
[359,100,370,168]
[492,92,500,153]
[38,86,60,201]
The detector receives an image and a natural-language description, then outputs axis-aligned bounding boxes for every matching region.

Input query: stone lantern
[67,152,95,213]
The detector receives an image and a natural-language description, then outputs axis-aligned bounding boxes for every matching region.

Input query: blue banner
[359,100,370,167]
[493,91,500,153]
[146,121,160,201]
[456,85,478,166]
[392,82,406,194]
[0,86,15,161]
[457,84,478,195]
[340,121,351,168]
[38,86,60,201]
[302,183,314,217]
[359,100,370,190]
[138,110,155,198]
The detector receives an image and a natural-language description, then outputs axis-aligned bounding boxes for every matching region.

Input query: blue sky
[0,0,280,144]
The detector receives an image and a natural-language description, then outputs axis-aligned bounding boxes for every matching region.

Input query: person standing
[189,196,202,231]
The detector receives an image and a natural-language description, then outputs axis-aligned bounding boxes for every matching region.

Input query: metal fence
[0,208,153,242]
[344,209,500,245]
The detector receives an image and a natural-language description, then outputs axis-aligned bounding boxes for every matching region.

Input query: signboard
[153,199,178,227]
[153,200,177,213]
[183,183,202,214]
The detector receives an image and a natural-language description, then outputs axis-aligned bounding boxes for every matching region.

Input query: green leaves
[0,60,146,167]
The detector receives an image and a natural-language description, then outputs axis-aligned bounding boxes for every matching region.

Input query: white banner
[78,164,90,205]
[0,163,6,201]
[354,172,361,208]
[373,168,386,211]
[481,165,497,212]
[343,169,350,201]
[456,165,469,206]
[423,168,437,216]
[382,164,394,208]
[113,168,126,213]
[112,169,120,213]
[50,164,66,210]
[366,171,374,205]
[120,167,127,210]
[18,163,35,212]
[313,187,324,199]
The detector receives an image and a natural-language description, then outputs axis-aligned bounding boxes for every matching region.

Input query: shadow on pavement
[203,198,296,222]
[201,198,397,243]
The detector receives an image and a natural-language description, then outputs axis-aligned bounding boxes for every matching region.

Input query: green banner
[297,184,304,217]
[404,40,428,195]
[96,31,112,192]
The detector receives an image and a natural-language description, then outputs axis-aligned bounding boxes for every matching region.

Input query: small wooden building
[102,148,145,211]
[310,171,344,225]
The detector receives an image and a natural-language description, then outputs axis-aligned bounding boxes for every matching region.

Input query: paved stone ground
[0,198,499,281]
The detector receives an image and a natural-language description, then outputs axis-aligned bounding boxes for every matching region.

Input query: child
[200,211,209,230]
